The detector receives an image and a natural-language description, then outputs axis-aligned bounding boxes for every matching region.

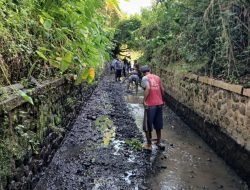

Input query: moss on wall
[0,79,96,189]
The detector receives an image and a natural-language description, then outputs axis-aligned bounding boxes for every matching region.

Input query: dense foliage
[0,1,121,186]
[115,0,250,84]
[112,16,141,56]
[0,0,119,86]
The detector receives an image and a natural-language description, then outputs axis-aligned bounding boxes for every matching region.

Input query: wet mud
[33,73,249,190]
[125,88,248,190]
[34,76,150,190]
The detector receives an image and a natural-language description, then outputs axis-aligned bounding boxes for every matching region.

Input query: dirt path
[34,76,150,190]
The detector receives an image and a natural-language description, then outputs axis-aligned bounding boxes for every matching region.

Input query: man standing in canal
[114,58,123,82]
[141,65,165,150]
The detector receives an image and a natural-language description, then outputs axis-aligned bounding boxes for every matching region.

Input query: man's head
[140,65,151,75]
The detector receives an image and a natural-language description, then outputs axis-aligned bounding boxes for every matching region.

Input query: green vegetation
[125,138,142,151]
[94,115,114,132]
[113,0,250,84]
[0,1,122,186]
[94,115,116,146]
[0,0,249,84]
[0,0,249,187]
[112,16,141,56]
[0,0,120,86]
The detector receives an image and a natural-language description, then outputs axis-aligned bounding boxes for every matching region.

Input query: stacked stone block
[160,70,250,151]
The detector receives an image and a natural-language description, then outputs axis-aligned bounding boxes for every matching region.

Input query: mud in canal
[34,76,150,190]
[33,74,248,190]
[125,88,248,190]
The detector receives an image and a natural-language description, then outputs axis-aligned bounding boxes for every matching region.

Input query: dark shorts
[110,65,115,71]
[143,105,163,132]
[115,69,122,78]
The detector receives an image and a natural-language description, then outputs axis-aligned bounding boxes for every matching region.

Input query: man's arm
[144,82,150,105]
[160,80,165,104]
[160,80,164,96]
[141,76,150,105]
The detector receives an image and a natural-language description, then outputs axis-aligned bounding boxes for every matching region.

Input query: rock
[217,184,224,189]
[15,182,22,190]
[156,144,165,151]
[47,155,53,163]
[8,180,16,190]
[110,113,115,117]
[160,166,167,169]
[14,167,25,181]
[31,159,43,173]
[87,115,96,120]
[91,116,97,120]
[32,176,39,184]
[138,184,148,190]
[76,170,82,175]
[27,171,33,182]
[21,176,26,183]
[23,165,30,177]
[239,105,246,115]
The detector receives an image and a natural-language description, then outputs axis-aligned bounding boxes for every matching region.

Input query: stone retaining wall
[158,69,250,186]
[0,78,96,190]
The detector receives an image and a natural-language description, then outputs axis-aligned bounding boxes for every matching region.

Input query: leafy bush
[0,0,118,85]
[114,0,250,84]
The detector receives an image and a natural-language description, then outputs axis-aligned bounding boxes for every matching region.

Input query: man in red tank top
[141,65,165,150]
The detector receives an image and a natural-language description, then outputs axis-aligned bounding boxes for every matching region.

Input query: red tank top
[145,74,164,106]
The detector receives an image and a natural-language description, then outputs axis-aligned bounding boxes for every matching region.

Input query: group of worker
[110,57,131,80]
[110,57,141,93]
[110,57,165,151]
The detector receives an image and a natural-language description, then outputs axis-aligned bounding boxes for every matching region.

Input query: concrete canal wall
[0,77,96,190]
[158,69,250,186]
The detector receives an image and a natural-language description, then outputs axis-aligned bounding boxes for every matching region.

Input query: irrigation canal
[33,74,248,190]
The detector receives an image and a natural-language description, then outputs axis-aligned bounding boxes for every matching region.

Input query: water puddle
[91,177,116,190]
[124,171,133,184]
[128,153,136,163]
[91,183,101,190]
[112,140,124,155]
[124,94,143,104]
[124,92,145,134]
[112,139,137,163]
[124,170,136,185]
